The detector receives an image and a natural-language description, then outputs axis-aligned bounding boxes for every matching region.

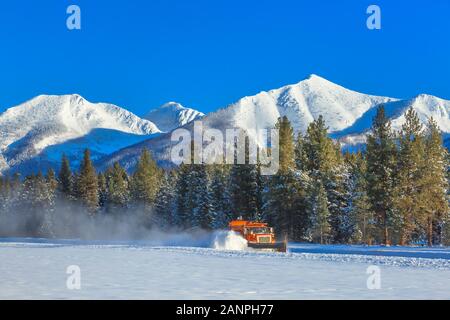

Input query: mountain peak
[297,74,342,88]
[144,102,204,132]
[160,101,185,110]
[305,73,325,81]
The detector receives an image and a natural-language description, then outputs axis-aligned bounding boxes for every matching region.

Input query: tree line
[0,105,448,246]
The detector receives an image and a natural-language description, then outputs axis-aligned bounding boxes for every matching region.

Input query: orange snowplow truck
[229,220,287,252]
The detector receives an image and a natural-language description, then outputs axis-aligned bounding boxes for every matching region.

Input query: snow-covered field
[1,236,450,299]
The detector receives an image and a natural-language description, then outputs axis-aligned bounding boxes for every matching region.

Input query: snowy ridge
[144,102,204,132]
[0,94,160,173]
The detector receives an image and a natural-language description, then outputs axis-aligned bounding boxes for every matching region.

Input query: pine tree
[308,178,331,244]
[76,149,99,213]
[229,136,261,221]
[348,152,376,244]
[0,177,5,225]
[303,115,349,243]
[40,170,57,236]
[304,115,340,174]
[174,161,212,230]
[19,172,54,236]
[0,175,20,236]
[130,149,161,207]
[58,154,73,198]
[105,162,130,212]
[154,170,177,229]
[277,116,295,173]
[208,164,232,229]
[294,132,308,172]
[0,177,4,206]
[7,174,21,226]
[46,169,58,194]
[20,174,38,236]
[328,160,354,243]
[174,163,192,228]
[264,116,307,240]
[366,105,397,245]
[97,172,107,209]
[394,107,425,245]
[45,169,58,209]
[417,118,449,246]
[190,164,212,229]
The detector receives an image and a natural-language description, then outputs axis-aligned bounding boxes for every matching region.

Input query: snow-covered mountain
[208,74,395,134]
[99,75,450,171]
[144,102,204,132]
[3,75,450,174]
[333,93,450,150]
[0,94,160,174]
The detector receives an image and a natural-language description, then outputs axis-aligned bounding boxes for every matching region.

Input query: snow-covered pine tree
[0,177,4,214]
[34,169,58,237]
[174,163,193,228]
[7,174,22,233]
[154,170,177,229]
[208,164,232,229]
[347,152,376,244]
[19,174,38,236]
[229,136,261,221]
[40,169,58,236]
[308,178,331,244]
[97,172,107,210]
[190,164,212,229]
[18,172,52,236]
[0,177,10,215]
[174,159,212,230]
[327,158,354,243]
[0,175,20,236]
[46,169,58,195]
[303,115,350,243]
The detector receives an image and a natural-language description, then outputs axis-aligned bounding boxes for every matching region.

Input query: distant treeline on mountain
[0,105,448,246]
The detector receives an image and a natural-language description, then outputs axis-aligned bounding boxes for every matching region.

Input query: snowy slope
[1,238,450,299]
[0,94,160,174]
[144,102,204,132]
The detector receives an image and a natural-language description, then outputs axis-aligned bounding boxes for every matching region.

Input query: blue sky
[0,0,449,115]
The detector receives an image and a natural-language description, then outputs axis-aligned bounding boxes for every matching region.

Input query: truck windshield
[248,227,270,234]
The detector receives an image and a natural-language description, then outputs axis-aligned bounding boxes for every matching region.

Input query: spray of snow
[212,231,248,251]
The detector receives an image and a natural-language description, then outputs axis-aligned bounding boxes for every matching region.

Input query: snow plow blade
[248,241,287,253]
